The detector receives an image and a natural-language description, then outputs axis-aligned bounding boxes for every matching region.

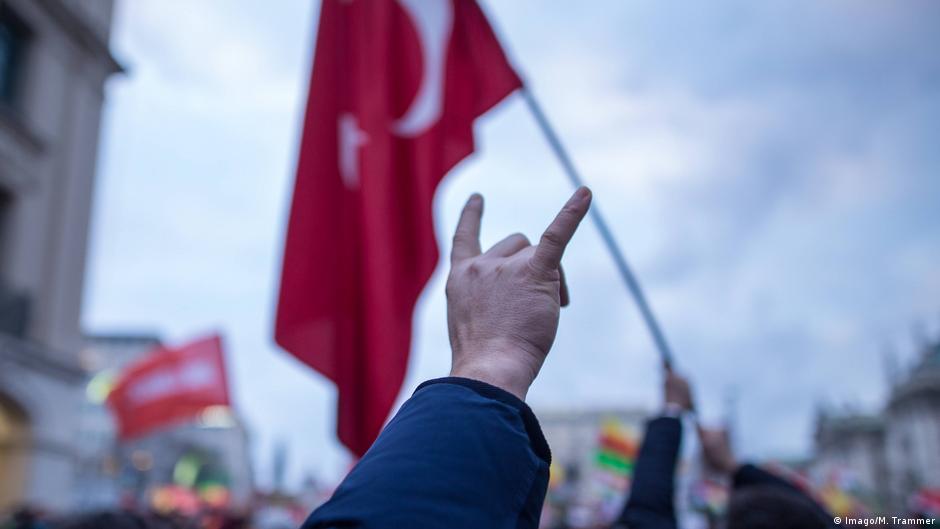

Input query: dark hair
[726,485,831,529]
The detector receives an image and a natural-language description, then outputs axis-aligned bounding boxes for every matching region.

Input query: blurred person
[216,512,251,529]
[50,511,195,529]
[2,507,49,529]
[698,427,835,529]
[301,187,593,529]
[610,375,836,529]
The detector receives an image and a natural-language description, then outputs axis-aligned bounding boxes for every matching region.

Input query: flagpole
[519,85,675,368]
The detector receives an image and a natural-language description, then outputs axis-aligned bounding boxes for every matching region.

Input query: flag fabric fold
[275,0,521,457]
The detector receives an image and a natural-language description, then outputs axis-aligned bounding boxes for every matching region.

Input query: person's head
[11,507,38,524]
[726,485,831,529]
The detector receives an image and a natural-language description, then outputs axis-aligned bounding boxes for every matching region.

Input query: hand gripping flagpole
[520,85,675,368]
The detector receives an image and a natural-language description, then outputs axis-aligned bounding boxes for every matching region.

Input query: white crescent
[392,0,454,137]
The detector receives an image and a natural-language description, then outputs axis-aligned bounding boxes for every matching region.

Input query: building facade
[0,0,119,512]
[810,340,940,512]
[74,333,163,510]
[811,411,888,509]
[116,413,255,509]
[883,341,940,509]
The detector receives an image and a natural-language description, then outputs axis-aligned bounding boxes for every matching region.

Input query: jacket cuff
[416,377,552,465]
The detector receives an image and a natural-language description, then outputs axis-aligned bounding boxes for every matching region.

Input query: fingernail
[575,186,591,203]
[469,193,482,205]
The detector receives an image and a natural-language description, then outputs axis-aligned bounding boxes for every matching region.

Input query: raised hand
[698,426,739,475]
[446,188,592,400]
[664,368,694,412]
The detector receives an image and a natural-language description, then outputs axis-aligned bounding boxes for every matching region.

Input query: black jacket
[302,377,551,529]
[614,417,683,529]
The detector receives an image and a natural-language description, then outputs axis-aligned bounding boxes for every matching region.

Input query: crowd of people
[0,507,255,529]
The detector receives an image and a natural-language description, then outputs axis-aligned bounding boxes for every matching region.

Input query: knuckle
[563,202,581,215]
[525,258,551,278]
[540,229,564,249]
[467,260,485,276]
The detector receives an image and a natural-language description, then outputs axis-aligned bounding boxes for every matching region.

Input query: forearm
[303,377,551,529]
[614,416,682,529]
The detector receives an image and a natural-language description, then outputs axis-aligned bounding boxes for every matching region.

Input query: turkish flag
[107,334,231,440]
[275,0,521,456]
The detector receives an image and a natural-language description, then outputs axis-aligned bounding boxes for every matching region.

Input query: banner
[107,334,230,439]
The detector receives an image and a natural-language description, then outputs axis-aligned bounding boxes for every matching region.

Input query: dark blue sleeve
[302,377,551,529]
[613,416,682,529]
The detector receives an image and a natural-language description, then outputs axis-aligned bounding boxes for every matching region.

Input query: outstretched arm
[613,369,693,529]
[303,377,551,529]
[304,189,592,529]
[699,428,837,528]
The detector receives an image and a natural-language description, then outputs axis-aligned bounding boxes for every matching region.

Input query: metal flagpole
[519,85,675,368]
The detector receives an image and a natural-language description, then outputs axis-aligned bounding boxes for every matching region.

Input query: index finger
[531,187,592,272]
[450,194,483,264]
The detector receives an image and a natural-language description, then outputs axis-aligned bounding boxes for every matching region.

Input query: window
[0,187,29,338]
[0,5,29,108]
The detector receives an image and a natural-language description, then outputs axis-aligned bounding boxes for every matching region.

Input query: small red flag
[107,334,231,439]
[275,0,521,456]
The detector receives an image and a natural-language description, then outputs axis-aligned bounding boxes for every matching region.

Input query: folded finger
[485,232,531,258]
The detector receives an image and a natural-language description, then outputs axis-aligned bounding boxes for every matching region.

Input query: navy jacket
[613,417,836,529]
[302,377,551,529]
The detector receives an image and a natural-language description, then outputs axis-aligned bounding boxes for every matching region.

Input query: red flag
[275,0,521,456]
[107,334,231,439]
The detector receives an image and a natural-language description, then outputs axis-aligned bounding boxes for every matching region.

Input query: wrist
[449,345,540,401]
[708,457,739,475]
[661,402,685,418]
[449,363,531,401]
[723,460,740,475]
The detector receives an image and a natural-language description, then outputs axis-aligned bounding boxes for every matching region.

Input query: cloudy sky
[84,0,940,489]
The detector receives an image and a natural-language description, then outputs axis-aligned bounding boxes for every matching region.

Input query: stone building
[811,411,887,508]
[0,0,120,512]
[811,340,940,511]
[116,412,255,508]
[883,341,940,509]
[74,333,163,510]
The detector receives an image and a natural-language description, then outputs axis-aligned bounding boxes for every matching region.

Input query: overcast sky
[84,0,940,490]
